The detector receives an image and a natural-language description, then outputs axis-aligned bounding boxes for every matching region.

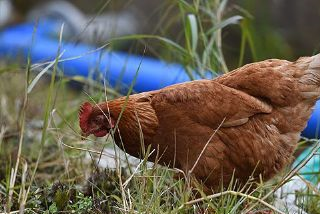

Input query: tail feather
[296,53,320,100]
[309,53,320,70]
[296,54,320,84]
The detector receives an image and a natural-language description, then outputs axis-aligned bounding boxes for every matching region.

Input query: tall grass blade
[186,14,198,52]
[207,15,243,34]
[27,51,65,94]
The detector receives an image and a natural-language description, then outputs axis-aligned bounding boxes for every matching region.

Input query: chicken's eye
[93,115,105,123]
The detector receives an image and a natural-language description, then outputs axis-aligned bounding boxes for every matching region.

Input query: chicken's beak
[81,131,89,140]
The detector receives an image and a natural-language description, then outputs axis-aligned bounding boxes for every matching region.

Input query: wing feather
[151,80,272,129]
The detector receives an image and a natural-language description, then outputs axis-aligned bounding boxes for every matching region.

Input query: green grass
[1,0,320,213]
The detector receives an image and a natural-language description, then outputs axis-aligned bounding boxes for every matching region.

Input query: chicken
[79,54,320,192]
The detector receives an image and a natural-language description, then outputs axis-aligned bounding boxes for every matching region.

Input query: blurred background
[1,0,319,69]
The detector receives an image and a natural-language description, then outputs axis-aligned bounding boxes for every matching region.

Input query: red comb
[79,102,93,132]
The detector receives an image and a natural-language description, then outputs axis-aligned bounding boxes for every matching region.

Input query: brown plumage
[79,54,320,191]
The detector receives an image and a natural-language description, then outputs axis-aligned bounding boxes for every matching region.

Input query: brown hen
[79,54,320,191]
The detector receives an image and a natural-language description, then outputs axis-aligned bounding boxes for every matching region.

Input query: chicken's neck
[99,98,159,158]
